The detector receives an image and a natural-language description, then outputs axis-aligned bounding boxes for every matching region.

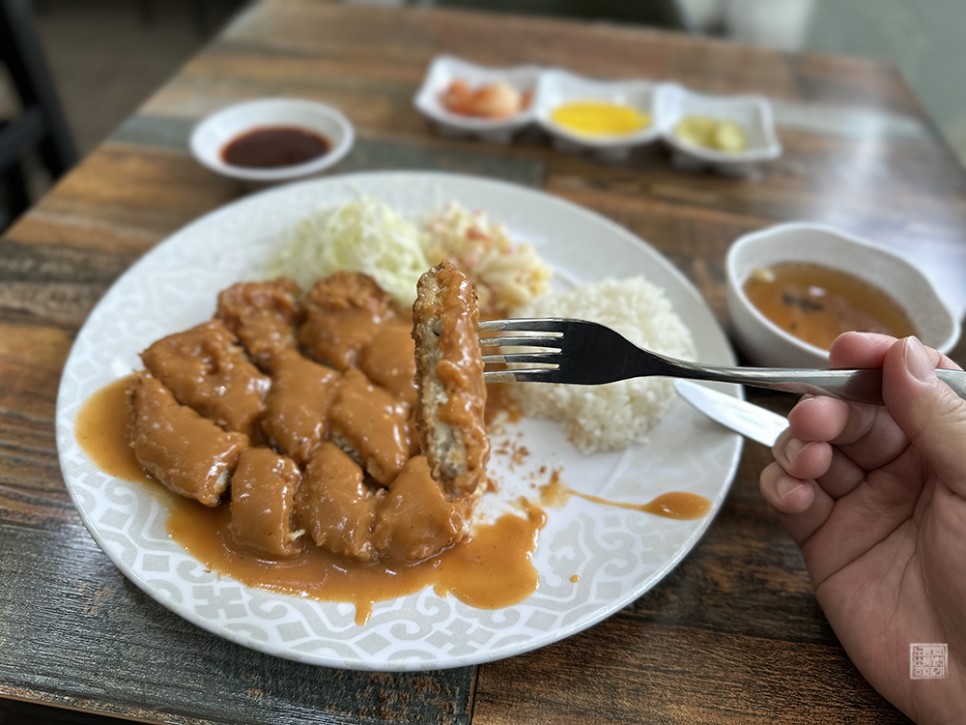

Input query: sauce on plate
[539,471,710,520]
[76,373,713,624]
[74,376,544,625]
[742,262,916,350]
[221,126,330,169]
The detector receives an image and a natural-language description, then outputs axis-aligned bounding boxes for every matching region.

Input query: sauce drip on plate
[539,469,711,520]
[222,126,330,169]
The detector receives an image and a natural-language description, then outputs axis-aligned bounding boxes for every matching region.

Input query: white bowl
[658,83,781,174]
[532,68,661,160]
[189,98,354,184]
[726,223,960,368]
[413,55,540,143]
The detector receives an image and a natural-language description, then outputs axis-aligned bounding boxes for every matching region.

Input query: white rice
[511,276,696,454]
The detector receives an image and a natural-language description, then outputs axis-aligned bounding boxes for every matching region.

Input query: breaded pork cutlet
[371,456,468,563]
[140,319,270,440]
[358,320,418,406]
[259,348,340,467]
[295,442,381,562]
[327,368,412,487]
[127,371,249,507]
[229,447,303,559]
[298,271,396,371]
[215,277,303,370]
[412,261,490,496]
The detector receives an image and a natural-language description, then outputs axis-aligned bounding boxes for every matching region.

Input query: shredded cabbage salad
[267,197,430,307]
[267,196,551,313]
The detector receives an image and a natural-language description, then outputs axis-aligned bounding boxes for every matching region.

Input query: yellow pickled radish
[674,115,747,152]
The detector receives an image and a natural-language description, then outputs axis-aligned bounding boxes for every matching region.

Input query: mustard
[549,100,651,137]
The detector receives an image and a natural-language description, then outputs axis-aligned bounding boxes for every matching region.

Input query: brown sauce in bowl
[742,262,916,350]
[222,126,330,169]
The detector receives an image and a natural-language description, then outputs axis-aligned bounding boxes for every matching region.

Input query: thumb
[883,336,966,495]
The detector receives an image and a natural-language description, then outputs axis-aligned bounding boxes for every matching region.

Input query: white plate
[55,171,742,671]
[413,55,541,143]
[532,68,662,160]
[658,83,782,173]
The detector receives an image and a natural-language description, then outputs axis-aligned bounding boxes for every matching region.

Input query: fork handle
[664,361,966,405]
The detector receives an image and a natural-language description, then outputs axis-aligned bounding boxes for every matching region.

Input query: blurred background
[2,0,964,230]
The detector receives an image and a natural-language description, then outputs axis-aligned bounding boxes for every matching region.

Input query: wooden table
[2,2,964,723]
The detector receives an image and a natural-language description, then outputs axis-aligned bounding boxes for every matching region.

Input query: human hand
[760,332,966,724]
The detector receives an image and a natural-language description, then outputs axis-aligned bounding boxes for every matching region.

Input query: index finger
[787,394,906,483]
[829,331,959,370]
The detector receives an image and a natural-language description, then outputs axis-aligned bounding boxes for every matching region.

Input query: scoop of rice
[510,276,695,453]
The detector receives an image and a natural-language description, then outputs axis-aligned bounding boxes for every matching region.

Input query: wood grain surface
[2,1,964,723]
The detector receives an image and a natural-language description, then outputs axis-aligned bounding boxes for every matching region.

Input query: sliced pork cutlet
[412,261,489,497]
[327,368,412,487]
[140,318,270,440]
[298,271,396,371]
[358,319,418,406]
[215,277,304,370]
[260,348,340,467]
[228,447,303,559]
[295,442,381,561]
[127,371,249,507]
[371,456,469,563]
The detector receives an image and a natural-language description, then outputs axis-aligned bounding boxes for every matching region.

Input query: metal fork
[478,318,966,405]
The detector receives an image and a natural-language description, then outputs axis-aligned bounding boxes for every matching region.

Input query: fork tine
[479,318,638,385]
[478,318,564,351]
[479,318,565,380]
[478,318,565,334]
[478,334,562,348]
[481,351,560,365]
[483,368,559,383]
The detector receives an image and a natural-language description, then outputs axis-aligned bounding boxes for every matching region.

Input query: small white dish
[532,68,661,160]
[190,98,354,184]
[658,83,781,174]
[726,222,960,368]
[413,55,540,143]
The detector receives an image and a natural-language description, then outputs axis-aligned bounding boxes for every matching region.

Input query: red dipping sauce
[221,126,331,169]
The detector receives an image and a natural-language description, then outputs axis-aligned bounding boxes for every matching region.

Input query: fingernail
[775,476,803,502]
[784,437,804,463]
[904,337,936,382]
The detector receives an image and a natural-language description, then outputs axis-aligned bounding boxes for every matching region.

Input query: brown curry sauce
[742,262,916,350]
[77,376,711,623]
[76,377,543,624]
[74,271,712,624]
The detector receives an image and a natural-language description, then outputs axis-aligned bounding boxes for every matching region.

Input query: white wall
[803,0,966,165]
[680,0,966,166]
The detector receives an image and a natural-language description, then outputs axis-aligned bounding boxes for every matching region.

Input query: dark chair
[1,0,77,230]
